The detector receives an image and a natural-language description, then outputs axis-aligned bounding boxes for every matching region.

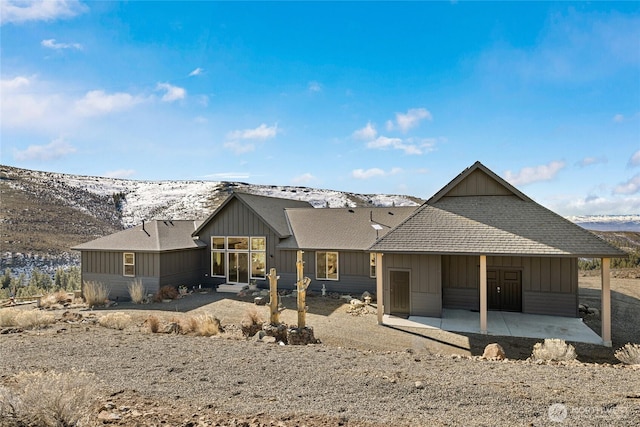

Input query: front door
[228,252,249,284]
[389,270,410,317]
[487,269,522,312]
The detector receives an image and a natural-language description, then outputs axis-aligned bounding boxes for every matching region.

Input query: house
[191,192,417,293]
[369,161,625,346]
[72,220,206,300]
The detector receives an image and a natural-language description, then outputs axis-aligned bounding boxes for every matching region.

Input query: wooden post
[601,258,612,347]
[267,268,280,325]
[296,250,311,328]
[479,255,487,334]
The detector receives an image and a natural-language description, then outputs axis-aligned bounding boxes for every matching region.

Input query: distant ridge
[567,215,640,232]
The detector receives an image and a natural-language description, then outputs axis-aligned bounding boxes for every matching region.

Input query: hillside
[1,164,638,277]
[0,165,422,274]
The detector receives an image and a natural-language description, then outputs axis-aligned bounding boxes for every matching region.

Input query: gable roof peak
[427,161,531,204]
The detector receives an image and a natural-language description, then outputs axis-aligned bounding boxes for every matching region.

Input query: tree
[0,268,11,289]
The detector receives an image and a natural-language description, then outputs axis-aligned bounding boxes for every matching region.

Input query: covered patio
[383,308,603,345]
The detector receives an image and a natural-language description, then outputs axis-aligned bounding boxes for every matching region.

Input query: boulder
[350,299,365,308]
[482,343,506,360]
[254,297,266,306]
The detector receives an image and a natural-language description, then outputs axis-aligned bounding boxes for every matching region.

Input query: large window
[123,252,135,277]
[317,251,339,280]
[211,236,266,281]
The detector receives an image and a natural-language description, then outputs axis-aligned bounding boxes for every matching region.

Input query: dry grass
[127,279,146,304]
[0,308,55,329]
[83,281,109,307]
[191,314,221,337]
[241,307,264,337]
[0,370,101,427]
[531,338,577,362]
[614,343,640,365]
[98,312,132,330]
[39,290,71,309]
[146,315,161,333]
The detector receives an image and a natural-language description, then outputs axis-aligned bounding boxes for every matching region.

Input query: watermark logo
[548,403,568,422]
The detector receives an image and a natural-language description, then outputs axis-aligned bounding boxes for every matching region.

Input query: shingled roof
[279,206,418,251]
[370,162,625,258]
[193,192,313,238]
[72,220,206,252]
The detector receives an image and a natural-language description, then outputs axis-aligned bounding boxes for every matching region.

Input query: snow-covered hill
[566,215,640,232]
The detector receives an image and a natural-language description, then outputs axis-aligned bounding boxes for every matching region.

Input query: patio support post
[601,257,612,347]
[375,253,384,324]
[480,255,487,334]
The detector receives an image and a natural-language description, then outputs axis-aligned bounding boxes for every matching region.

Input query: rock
[579,303,588,313]
[262,336,276,344]
[254,296,266,306]
[287,326,318,345]
[415,381,424,389]
[588,307,600,318]
[97,410,121,421]
[482,343,506,360]
[350,299,365,308]
[252,330,266,341]
[163,322,181,334]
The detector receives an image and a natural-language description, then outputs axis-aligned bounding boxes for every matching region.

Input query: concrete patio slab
[383,309,603,345]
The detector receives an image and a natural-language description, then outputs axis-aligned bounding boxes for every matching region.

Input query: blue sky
[1,1,639,215]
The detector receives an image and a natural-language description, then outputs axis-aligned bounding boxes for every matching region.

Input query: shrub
[98,312,132,330]
[154,285,179,302]
[241,307,264,337]
[128,279,146,304]
[193,314,221,337]
[0,308,18,327]
[0,370,101,427]
[39,290,71,309]
[531,338,577,362]
[83,281,109,307]
[614,343,640,365]
[146,315,160,333]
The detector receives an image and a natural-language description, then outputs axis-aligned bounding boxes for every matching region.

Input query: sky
[1,1,639,216]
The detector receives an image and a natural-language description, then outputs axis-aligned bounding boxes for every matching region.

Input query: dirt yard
[1,274,639,426]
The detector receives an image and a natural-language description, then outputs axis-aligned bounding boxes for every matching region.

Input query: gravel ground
[1,279,639,426]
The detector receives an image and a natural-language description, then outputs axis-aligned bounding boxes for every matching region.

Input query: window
[250,237,266,279]
[227,237,248,250]
[370,253,376,278]
[211,237,225,277]
[317,251,338,280]
[123,252,135,277]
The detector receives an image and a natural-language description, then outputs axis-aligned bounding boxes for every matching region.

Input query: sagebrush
[0,370,101,427]
[0,308,55,329]
[38,290,71,309]
[241,307,264,337]
[154,285,179,302]
[83,281,109,307]
[98,312,132,330]
[614,343,640,365]
[531,338,577,361]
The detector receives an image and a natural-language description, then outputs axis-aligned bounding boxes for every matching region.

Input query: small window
[251,237,265,251]
[228,237,248,250]
[123,252,135,277]
[317,251,339,280]
[370,253,376,278]
[212,237,225,250]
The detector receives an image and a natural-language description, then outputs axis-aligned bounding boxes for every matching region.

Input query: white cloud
[629,150,640,168]
[366,136,431,155]
[386,108,432,133]
[577,156,607,167]
[1,75,30,90]
[613,114,625,123]
[292,173,315,185]
[105,169,136,179]
[352,167,402,180]
[551,194,640,216]
[1,0,88,25]
[203,172,251,180]
[352,122,377,140]
[227,123,278,141]
[41,38,82,50]
[614,174,640,195]
[503,161,566,186]
[13,137,76,161]
[0,75,63,129]
[156,83,186,102]
[189,67,204,77]
[308,81,322,92]
[74,90,144,116]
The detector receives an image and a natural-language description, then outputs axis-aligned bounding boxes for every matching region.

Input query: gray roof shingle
[280,207,417,251]
[72,220,206,252]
